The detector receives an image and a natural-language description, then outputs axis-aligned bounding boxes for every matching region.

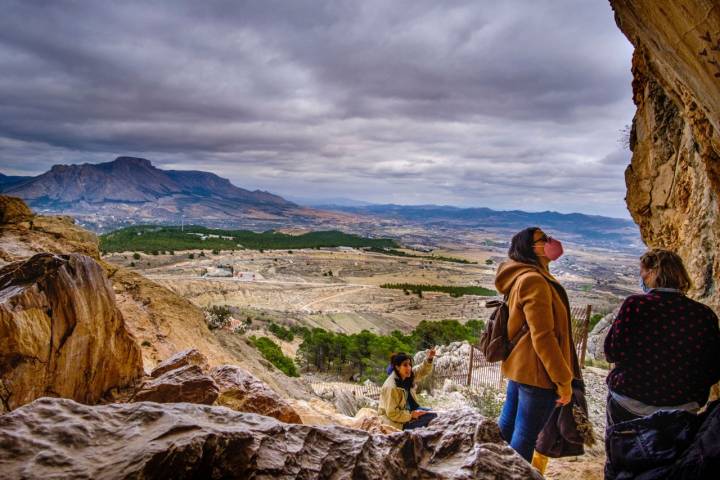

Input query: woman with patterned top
[604,249,720,474]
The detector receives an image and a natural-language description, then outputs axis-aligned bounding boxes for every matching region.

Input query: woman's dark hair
[388,352,413,379]
[508,227,542,266]
[640,249,692,293]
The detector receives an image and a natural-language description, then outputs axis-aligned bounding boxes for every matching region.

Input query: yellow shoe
[531,451,549,476]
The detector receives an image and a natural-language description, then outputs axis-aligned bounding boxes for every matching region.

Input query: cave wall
[612,0,720,312]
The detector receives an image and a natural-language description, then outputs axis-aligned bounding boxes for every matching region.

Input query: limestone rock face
[150,348,209,378]
[0,397,542,480]
[0,253,143,412]
[133,364,219,405]
[585,308,619,362]
[210,364,302,424]
[0,195,33,224]
[611,0,720,312]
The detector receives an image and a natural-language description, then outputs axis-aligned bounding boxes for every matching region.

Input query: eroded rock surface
[210,364,302,423]
[133,364,219,405]
[0,253,143,412]
[150,348,209,378]
[611,0,720,312]
[0,195,33,224]
[0,397,541,480]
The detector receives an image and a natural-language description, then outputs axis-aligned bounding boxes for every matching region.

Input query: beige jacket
[378,359,433,429]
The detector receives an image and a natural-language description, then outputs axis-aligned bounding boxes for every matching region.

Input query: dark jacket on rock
[605,400,720,479]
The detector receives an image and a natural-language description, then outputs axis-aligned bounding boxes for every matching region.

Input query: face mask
[639,276,651,293]
[543,238,564,261]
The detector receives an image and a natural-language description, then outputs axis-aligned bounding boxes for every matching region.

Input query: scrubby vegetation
[250,336,299,377]
[464,385,504,420]
[367,247,476,264]
[295,319,485,383]
[380,283,496,298]
[100,225,398,253]
[204,305,232,330]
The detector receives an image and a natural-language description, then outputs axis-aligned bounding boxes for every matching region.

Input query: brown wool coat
[495,260,574,399]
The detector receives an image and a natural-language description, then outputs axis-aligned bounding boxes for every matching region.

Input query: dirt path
[299,286,371,312]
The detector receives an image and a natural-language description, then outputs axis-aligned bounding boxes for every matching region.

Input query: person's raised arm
[413,347,436,381]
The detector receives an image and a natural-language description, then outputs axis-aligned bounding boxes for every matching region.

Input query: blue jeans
[404,407,437,430]
[498,380,557,462]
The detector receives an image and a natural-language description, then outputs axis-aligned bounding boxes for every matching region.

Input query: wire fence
[309,304,592,399]
[421,303,593,393]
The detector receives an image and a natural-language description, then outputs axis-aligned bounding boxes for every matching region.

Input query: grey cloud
[0,0,635,217]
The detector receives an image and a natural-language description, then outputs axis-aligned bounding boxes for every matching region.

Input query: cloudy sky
[0,0,635,217]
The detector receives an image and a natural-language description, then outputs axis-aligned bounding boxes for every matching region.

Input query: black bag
[535,282,595,458]
[535,378,594,457]
[479,295,528,363]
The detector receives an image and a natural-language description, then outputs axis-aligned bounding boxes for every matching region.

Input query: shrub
[589,313,605,331]
[251,336,299,377]
[199,251,206,257]
[268,322,294,342]
[133,252,141,260]
[130,261,136,267]
[205,305,232,330]
[188,253,195,259]
[464,386,504,420]
[212,249,220,255]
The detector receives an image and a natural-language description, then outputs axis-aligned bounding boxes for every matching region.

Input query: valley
[105,230,640,337]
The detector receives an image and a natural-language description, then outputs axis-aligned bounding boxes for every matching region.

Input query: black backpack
[479,295,528,362]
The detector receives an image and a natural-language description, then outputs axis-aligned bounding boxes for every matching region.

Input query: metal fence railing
[309,304,592,400]
[423,303,593,393]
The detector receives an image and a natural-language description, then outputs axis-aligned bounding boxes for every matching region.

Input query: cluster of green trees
[100,226,398,254]
[250,336,299,377]
[367,247,476,264]
[268,322,294,342]
[380,283,496,298]
[295,320,484,383]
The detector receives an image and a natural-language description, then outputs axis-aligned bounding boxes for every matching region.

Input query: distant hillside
[0,173,33,190]
[1,156,292,208]
[99,226,398,253]
[326,204,643,251]
[0,157,351,230]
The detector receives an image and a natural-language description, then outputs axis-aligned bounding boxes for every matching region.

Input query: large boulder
[133,364,219,405]
[210,364,302,423]
[0,397,542,479]
[585,308,619,362]
[150,348,209,378]
[0,195,33,224]
[0,253,143,412]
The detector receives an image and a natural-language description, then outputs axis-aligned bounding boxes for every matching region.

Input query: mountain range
[0,157,641,250]
[0,157,348,230]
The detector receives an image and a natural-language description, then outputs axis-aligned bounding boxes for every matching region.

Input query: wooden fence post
[466,345,475,387]
[580,304,592,366]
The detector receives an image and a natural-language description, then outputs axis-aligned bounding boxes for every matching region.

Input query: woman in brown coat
[495,227,574,462]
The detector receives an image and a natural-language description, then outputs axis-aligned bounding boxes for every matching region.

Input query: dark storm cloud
[0,0,635,216]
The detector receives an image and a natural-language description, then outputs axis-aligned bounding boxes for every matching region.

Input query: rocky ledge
[0,397,541,480]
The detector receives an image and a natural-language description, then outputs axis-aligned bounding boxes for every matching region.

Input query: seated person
[378,349,437,430]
